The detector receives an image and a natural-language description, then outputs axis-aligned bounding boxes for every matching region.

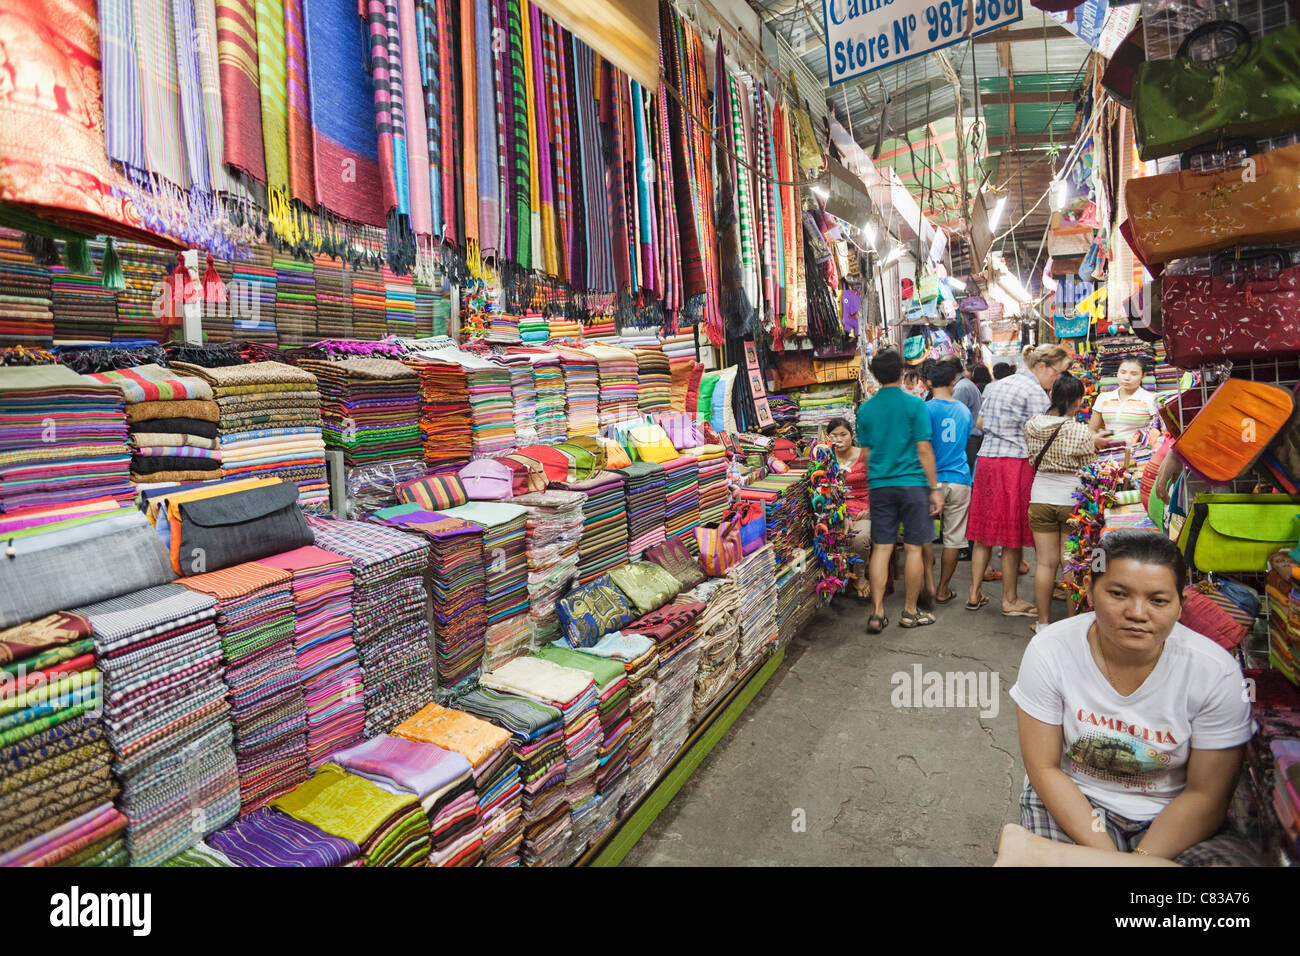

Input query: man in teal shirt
[856,348,944,633]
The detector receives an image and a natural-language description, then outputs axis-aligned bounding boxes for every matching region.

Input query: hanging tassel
[62,236,93,274]
[22,233,60,266]
[465,236,482,282]
[614,287,636,329]
[203,254,227,303]
[100,238,125,291]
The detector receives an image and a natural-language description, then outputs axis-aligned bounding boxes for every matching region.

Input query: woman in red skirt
[966,344,1074,616]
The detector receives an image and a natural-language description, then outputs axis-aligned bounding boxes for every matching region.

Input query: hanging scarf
[768,92,786,325]
[364,0,399,215]
[473,0,498,259]
[213,0,266,180]
[753,83,777,324]
[254,0,289,193]
[619,73,640,296]
[661,6,702,309]
[493,0,513,264]
[458,0,479,271]
[283,0,316,206]
[729,72,758,317]
[656,64,681,318]
[398,0,432,237]
[603,63,631,298]
[435,0,459,245]
[714,40,751,338]
[416,0,443,238]
[573,39,611,293]
[631,81,657,301]
[172,0,211,194]
[777,100,799,333]
[521,5,540,271]
[530,4,557,278]
[564,32,589,291]
[541,14,569,285]
[100,0,146,172]
[505,0,530,272]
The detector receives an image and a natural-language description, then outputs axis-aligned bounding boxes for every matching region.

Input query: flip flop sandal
[965,595,989,611]
[983,570,1003,582]
[899,610,936,628]
[1002,606,1039,618]
[935,592,957,605]
[866,614,888,634]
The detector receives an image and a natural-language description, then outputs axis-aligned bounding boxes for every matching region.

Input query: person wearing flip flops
[922,358,974,608]
[855,349,945,633]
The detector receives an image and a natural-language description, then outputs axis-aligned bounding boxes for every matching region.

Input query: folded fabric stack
[742,470,810,563]
[511,489,584,649]
[627,602,704,780]
[271,763,429,866]
[0,365,133,510]
[520,315,550,345]
[274,255,317,346]
[76,583,239,865]
[87,363,221,486]
[254,547,364,771]
[686,444,730,524]
[460,352,516,458]
[299,358,422,470]
[733,545,779,676]
[496,352,538,448]
[661,332,698,361]
[229,244,279,342]
[484,311,521,345]
[171,361,328,511]
[107,242,170,342]
[371,505,488,693]
[330,734,483,867]
[306,518,434,736]
[556,471,629,585]
[768,395,800,427]
[684,576,741,722]
[779,547,821,649]
[393,703,522,867]
[662,455,702,553]
[613,462,668,558]
[158,841,236,866]
[0,228,53,345]
[313,254,353,339]
[351,267,388,340]
[547,318,584,340]
[796,386,855,440]
[0,610,118,864]
[527,350,568,444]
[49,259,118,342]
[588,345,640,426]
[534,645,633,844]
[454,687,569,867]
[479,657,600,860]
[555,347,600,437]
[441,502,530,625]
[382,267,416,338]
[635,348,672,413]
[178,563,308,813]
[0,802,128,868]
[405,352,473,470]
[205,806,361,866]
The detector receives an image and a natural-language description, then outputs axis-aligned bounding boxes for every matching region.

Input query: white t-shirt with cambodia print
[1010,613,1252,821]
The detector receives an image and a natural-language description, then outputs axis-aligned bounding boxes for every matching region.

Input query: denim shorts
[868,485,933,546]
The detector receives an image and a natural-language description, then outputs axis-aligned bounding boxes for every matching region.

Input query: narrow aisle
[623,556,1037,866]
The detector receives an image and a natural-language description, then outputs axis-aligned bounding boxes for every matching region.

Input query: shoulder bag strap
[1033,421,1068,471]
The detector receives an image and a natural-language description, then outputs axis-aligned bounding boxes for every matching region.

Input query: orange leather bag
[1174,379,1294,484]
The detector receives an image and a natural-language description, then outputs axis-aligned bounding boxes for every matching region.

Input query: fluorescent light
[811,185,829,200]
[1049,179,1069,212]
[862,223,878,245]
[988,196,1009,233]
[883,245,905,265]
[947,276,966,291]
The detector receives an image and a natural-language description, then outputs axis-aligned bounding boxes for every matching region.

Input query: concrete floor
[623,551,1041,866]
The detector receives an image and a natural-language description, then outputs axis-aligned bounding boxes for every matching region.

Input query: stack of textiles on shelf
[618,334,659,352]
[687,443,730,524]
[178,564,308,812]
[792,549,821,644]
[614,462,668,558]
[741,470,810,562]
[629,602,704,780]
[768,394,800,428]
[413,279,439,338]
[87,363,220,485]
[555,347,600,437]
[775,549,811,649]
[371,505,487,693]
[547,318,584,340]
[479,657,600,860]
[588,345,640,426]
[405,352,473,470]
[440,502,530,626]
[1266,553,1299,685]
[0,229,53,345]
[511,489,585,649]
[313,255,353,339]
[206,806,361,866]
[330,734,481,867]
[661,332,698,361]
[635,348,673,414]
[455,687,569,867]
[0,365,133,510]
[585,322,618,346]
[270,763,430,866]
[535,647,633,841]
[733,545,779,675]
[526,350,568,444]
[483,312,521,346]
[273,256,316,346]
[76,584,239,865]
[253,547,363,772]
[0,805,127,868]
[520,316,550,345]
[306,518,434,736]
[498,353,539,448]
[459,351,516,458]
[50,258,118,342]
[0,610,122,866]
[299,358,422,470]
[684,576,740,722]
[393,703,522,867]
[1095,336,1150,384]
[662,455,702,553]
[736,432,774,469]
[116,243,186,342]
[1238,668,1300,863]
[170,361,328,511]
[382,268,416,338]
[229,246,279,342]
[795,385,855,441]
[556,471,630,585]
[482,615,532,675]
[1151,343,1181,397]
[351,268,388,340]
[575,630,659,809]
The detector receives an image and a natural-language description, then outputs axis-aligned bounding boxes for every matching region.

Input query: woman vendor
[827,417,871,601]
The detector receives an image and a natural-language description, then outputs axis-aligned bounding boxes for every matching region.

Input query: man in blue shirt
[856,348,944,633]
[923,358,974,606]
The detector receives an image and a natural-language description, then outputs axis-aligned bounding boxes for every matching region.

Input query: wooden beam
[998,41,1016,143]
[973,24,1073,43]
[980,90,1075,105]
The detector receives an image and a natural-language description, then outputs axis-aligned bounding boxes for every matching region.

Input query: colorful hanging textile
[215,0,267,180]
[530,3,557,278]
[458,0,479,267]
[714,39,751,338]
[173,0,213,194]
[728,72,758,318]
[572,38,611,293]
[631,81,657,301]
[416,0,443,238]
[474,0,498,258]
[541,14,569,284]
[603,62,632,298]
[193,0,232,192]
[655,64,681,318]
[398,0,432,236]
[521,4,541,271]
[505,0,530,271]
[435,0,460,245]
[254,0,290,193]
[364,0,401,216]
[283,0,317,205]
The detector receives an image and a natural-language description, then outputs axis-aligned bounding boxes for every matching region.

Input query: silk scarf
[283,0,316,205]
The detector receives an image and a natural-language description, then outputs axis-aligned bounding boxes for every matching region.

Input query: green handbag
[1133,21,1300,160]
[917,272,939,303]
[1177,493,1300,572]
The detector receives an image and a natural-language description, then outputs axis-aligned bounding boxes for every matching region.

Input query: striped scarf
[531,4,557,278]
[416,0,443,237]
[436,0,459,243]
[192,0,231,191]
[254,0,289,192]
[521,4,540,270]
[493,0,513,263]
[364,0,400,216]
[474,0,499,258]
[714,40,751,337]
[604,64,631,295]
[398,0,432,236]
[631,81,657,300]
[541,15,569,284]
[506,0,531,271]
[729,73,758,316]
[458,0,478,263]
[283,0,316,205]
[172,0,211,193]
[573,39,612,293]
[214,0,267,180]
[753,83,777,323]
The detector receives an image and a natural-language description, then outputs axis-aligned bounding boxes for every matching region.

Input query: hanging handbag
[629,423,678,464]
[1176,493,1300,572]
[959,295,987,314]
[1161,250,1300,368]
[1125,141,1300,266]
[1174,378,1294,484]
[695,514,744,577]
[1053,312,1091,338]
[1132,21,1300,161]
[903,334,929,363]
[917,272,939,303]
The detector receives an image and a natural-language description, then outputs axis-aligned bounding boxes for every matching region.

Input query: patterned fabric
[364,0,401,216]
[171,0,211,192]
[505,0,529,269]
[395,474,468,510]
[473,0,497,256]
[0,613,94,666]
[457,0,477,250]
[87,364,213,403]
[558,573,638,648]
[392,702,511,769]
[398,0,431,234]
[572,38,611,293]
[215,0,267,179]
[1025,414,1096,474]
[416,0,442,236]
[207,806,360,866]
[977,369,1051,460]
[282,0,316,204]
[254,0,289,190]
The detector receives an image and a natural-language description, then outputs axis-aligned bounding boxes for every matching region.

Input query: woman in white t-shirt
[1090,357,1160,443]
[1005,529,1256,865]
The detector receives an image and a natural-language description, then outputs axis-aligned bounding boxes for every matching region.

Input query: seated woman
[826,417,871,601]
[1090,356,1161,448]
[1004,529,1256,865]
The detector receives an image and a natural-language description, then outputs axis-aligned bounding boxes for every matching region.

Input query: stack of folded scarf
[547,318,584,340]
[0,610,118,865]
[306,517,434,736]
[393,703,522,867]
[685,444,730,524]
[273,256,317,346]
[0,228,53,346]
[683,576,741,723]
[624,602,704,780]
[635,348,672,413]
[555,472,629,585]
[588,345,640,427]
[271,763,430,866]
[742,471,811,563]
[329,734,483,867]
[796,386,855,440]
[404,351,473,470]
[454,350,516,458]
[482,615,532,675]
[733,545,779,677]
[523,349,568,445]
[254,547,363,770]
[178,563,308,813]
[298,358,423,470]
[313,255,353,340]
[351,267,388,340]
[662,455,702,553]
[441,502,530,625]
[519,316,550,345]
[228,245,278,342]
[510,489,584,649]
[205,806,361,866]
[170,361,328,511]
[371,505,488,693]
[0,365,133,510]
[454,687,569,867]
[613,462,668,558]
[0,802,128,868]
[49,257,118,342]
[496,352,538,449]
[76,583,239,865]
[382,268,416,338]
[554,347,600,438]
[479,657,600,861]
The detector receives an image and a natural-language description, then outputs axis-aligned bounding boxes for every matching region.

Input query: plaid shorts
[1018,781,1261,867]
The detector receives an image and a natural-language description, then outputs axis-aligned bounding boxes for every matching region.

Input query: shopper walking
[923,359,973,606]
[967,344,1073,616]
[826,417,872,601]
[950,356,983,472]
[856,349,944,633]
